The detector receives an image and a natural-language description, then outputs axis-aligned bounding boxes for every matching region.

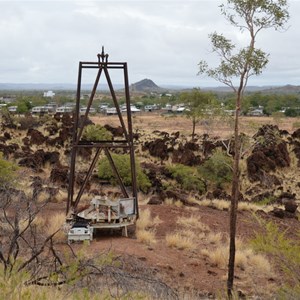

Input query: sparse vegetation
[165,231,196,250]
[198,149,232,189]
[82,124,112,141]
[98,153,151,193]
[0,96,299,299]
[0,152,18,188]
[176,215,209,232]
[166,163,206,193]
[251,217,300,298]
[136,208,158,245]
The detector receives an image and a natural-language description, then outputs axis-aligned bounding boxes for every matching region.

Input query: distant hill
[1,81,300,95]
[258,85,300,95]
[130,79,166,93]
[202,85,300,95]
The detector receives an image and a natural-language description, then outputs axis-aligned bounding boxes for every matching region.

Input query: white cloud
[0,0,299,87]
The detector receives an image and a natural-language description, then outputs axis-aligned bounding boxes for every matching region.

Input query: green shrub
[251,216,300,298]
[82,124,112,141]
[166,164,206,193]
[198,149,232,188]
[0,152,18,188]
[98,153,151,193]
[285,108,300,117]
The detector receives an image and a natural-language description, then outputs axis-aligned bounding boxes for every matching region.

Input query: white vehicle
[56,106,73,113]
[172,104,189,113]
[8,106,17,113]
[31,106,49,114]
[106,107,117,115]
[162,104,172,112]
[121,105,141,113]
[80,107,96,114]
[98,103,109,112]
[144,105,154,112]
[68,222,93,244]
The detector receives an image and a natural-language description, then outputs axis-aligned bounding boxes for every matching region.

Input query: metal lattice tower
[66,47,138,218]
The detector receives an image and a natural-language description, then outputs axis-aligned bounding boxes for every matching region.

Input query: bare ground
[66,201,299,299]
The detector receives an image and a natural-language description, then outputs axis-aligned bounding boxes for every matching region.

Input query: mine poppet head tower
[66,47,138,242]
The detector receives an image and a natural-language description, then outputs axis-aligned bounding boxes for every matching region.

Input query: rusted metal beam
[73,148,102,210]
[67,48,138,216]
[76,67,103,143]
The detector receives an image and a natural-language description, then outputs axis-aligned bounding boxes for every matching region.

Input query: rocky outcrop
[247,125,290,184]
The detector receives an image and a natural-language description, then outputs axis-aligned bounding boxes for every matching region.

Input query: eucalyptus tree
[180,88,217,140]
[198,0,289,296]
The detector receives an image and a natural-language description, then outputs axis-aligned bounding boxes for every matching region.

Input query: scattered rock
[284,200,298,213]
[27,128,47,145]
[147,196,163,205]
[143,138,170,160]
[292,128,300,139]
[104,124,124,137]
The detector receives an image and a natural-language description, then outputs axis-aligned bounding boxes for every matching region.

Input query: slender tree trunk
[192,118,196,140]
[227,90,242,298]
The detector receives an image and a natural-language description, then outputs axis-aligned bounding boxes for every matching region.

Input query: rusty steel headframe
[66,47,138,217]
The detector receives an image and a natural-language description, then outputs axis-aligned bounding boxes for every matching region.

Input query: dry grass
[36,191,50,203]
[91,115,297,139]
[199,198,275,213]
[137,193,151,205]
[176,215,209,232]
[199,199,230,211]
[136,208,154,230]
[32,215,47,232]
[202,240,272,277]
[164,198,184,207]
[248,253,272,275]
[136,229,157,245]
[201,245,228,268]
[136,208,158,245]
[237,201,261,212]
[165,231,196,250]
[52,191,68,203]
[45,212,66,242]
[206,232,223,244]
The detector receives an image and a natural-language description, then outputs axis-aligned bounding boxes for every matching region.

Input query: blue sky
[0,0,299,87]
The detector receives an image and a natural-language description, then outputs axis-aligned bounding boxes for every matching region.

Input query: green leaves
[82,124,112,141]
[251,216,300,298]
[0,152,18,188]
[198,149,233,188]
[98,153,151,193]
[199,0,289,90]
[166,164,206,193]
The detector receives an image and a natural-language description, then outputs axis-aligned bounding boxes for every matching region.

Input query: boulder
[147,196,163,205]
[284,200,298,213]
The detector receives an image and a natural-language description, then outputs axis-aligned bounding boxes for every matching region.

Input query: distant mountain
[202,85,300,94]
[1,81,300,95]
[130,79,166,93]
[258,85,300,95]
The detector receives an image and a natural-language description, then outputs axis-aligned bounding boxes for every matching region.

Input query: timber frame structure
[66,47,138,218]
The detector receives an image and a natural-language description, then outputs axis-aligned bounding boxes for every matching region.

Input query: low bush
[82,124,112,141]
[0,152,18,188]
[251,217,300,298]
[98,153,151,193]
[166,164,206,193]
[198,149,232,188]
[166,231,196,250]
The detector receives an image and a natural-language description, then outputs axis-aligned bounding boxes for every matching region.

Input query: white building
[43,91,55,98]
